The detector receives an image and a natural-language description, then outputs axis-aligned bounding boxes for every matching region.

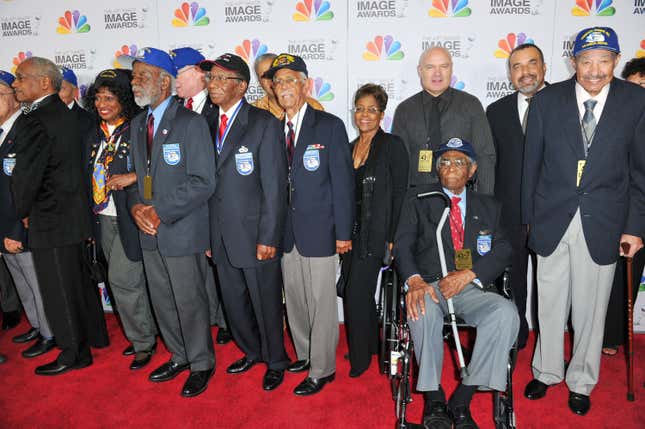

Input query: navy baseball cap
[0,70,15,87]
[573,27,620,57]
[60,66,78,87]
[262,53,308,79]
[118,47,177,77]
[435,138,477,160]
[169,47,205,71]
[199,53,250,83]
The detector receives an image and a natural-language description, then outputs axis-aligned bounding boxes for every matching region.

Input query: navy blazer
[521,77,645,264]
[209,101,288,268]
[283,106,354,257]
[394,184,512,286]
[86,124,143,262]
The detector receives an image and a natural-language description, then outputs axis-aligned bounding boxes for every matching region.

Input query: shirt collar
[0,108,22,146]
[147,96,173,121]
[575,80,610,105]
[219,98,244,119]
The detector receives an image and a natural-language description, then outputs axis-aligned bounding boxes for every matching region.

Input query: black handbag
[84,240,107,284]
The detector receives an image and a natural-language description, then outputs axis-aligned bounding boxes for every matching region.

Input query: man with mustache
[522,27,645,415]
[119,47,216,397]
[486,43,547,350]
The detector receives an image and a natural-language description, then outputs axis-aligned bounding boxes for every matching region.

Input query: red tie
[449,196,464,250]
[286,121,295,165]
[146,113,154,157]
[185,97,193,110]
[219,114,228,142]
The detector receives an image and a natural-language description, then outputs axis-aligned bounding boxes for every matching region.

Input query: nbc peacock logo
[309,77,334,102]
[113,45,138,68]
[571,0,616,16]
[637,40,645,58]
[172,2,210,27]
[11,51,32,73]
[451,75,465,90]
[362,35,404,61]
[429,0,472,18]
[235,39,268,65]
[494,33,534,59]
[56,10,91,34]
[293,0,334,22]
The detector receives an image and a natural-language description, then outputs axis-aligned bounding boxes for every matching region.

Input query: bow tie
[21,101,39,114]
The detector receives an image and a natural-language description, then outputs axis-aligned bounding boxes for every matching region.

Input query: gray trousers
[100,216,157,352]
[3,251,52,338]
[282,247,338,379]
[204,257,227,328]
[0,255,20,312]
[408,282,519,392]
[533,210,616,395]
[142,249,214,371]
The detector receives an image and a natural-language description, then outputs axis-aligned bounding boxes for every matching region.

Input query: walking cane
[417,191,468,378]
[621,242,635,401]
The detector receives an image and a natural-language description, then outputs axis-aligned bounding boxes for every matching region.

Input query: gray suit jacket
[392,88,495,194]
[127,98,215,257]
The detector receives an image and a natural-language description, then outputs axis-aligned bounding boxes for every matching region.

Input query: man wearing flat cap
[522,27,645,415]
[119,47,216,397]
[395,138,517,429]
[264,53,354,395]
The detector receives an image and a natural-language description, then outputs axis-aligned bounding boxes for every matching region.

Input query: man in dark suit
[396,139,517,429]
[59,67,93,142]
[392,47,496,194]
[486,43,547,349]
[522,27,645,415]
[121,47,216,397]
[0,70,55,358]
[170,47,230,344]
[11,57,108,375]
[263,53,354,395]
[201,53,290,391]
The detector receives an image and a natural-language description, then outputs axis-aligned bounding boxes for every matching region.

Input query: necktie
[146,113,154,158]
[521,97,532,134]
[185,97,193,111]
[582,99,597,149]
[449,196,464,251]
[0,127,3,146]
[217,114,228,154]
[286,121,295,165]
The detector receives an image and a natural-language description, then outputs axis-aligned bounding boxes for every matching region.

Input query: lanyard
[216,100,244,153]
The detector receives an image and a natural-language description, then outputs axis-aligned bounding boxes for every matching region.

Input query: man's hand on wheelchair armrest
[439,270,476,300]
[405,275,439,321]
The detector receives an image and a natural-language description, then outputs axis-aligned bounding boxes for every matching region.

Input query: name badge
[143,175,153,200]
[455,248,473,270]
[235,153,254,176]
[418,149,433,173]
[3,158,16,176]
[303,149,320,172]
[576,160,586,187]
[162,143,181,166]
[476,233,492,256]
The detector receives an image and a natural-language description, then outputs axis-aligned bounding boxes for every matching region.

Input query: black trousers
[603,247,645,347]
[31,243,107,365]
[343,251,381,373]
[508,225,533,349]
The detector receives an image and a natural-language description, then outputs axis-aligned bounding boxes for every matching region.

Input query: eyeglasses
[352,106,381,114]
[205,73,242,83]
[272,77,305,87]
[438,158,470,169]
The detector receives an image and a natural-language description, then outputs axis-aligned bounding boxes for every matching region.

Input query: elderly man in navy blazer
[522,27,645,415]
[263,54,354,396]
[121,47,216,398]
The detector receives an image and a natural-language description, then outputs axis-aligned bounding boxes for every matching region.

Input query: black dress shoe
[226,356,258,374]
[0,354,7,364]
[450,405,479,429]
[568,392,591,416]
[349,367,367,378]
[216,328,232,344]
[423,401,452,429]
[263,369,284,391]
[13,328,39,343]
[2,310,20,330]
[122,344,135,356]
[130,345,156,370]
[149,361,190,382]
[524,379,549,400]
[22,337,56,358]
[35,358,92,376]
[181,368,214,397]
[287,359,310,373]
[293,373,335,396]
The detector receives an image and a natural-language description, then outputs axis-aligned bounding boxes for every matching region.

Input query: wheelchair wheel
[493,391,516,429]
[378,271,388,374]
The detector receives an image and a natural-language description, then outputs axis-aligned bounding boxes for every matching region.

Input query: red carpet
[0,314,643,428]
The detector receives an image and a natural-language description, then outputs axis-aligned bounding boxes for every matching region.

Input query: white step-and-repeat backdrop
[1,0,644,326]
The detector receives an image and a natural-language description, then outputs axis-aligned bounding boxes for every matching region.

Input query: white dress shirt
[284,102,308,147]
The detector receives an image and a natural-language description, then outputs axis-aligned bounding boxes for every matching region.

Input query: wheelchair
[378,266,518,429]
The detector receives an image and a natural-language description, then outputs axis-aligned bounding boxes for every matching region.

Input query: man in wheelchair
[394,139,519,429]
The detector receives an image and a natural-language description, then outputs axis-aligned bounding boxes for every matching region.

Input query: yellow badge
[455,248,473,270]
[143,175,153,200]
[576,160,586,187]
[418,150,433,173]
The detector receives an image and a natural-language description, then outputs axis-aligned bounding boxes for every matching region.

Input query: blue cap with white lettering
[169,47,205,71]
[60,66,78,87]
[117,47,177,77]
[0,70,15,87]
[573,27,620,57]
[435,138,477,161]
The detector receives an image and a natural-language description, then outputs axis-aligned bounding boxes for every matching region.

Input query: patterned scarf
[92,118,128,214]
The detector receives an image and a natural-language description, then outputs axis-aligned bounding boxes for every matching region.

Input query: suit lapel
[562,78,586,160]
[217,101,249,166]
[587,78,619,158]
[151,99,178,177]
[463,191,481,251]
[291,105,315,174]
[508,92,525,137]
